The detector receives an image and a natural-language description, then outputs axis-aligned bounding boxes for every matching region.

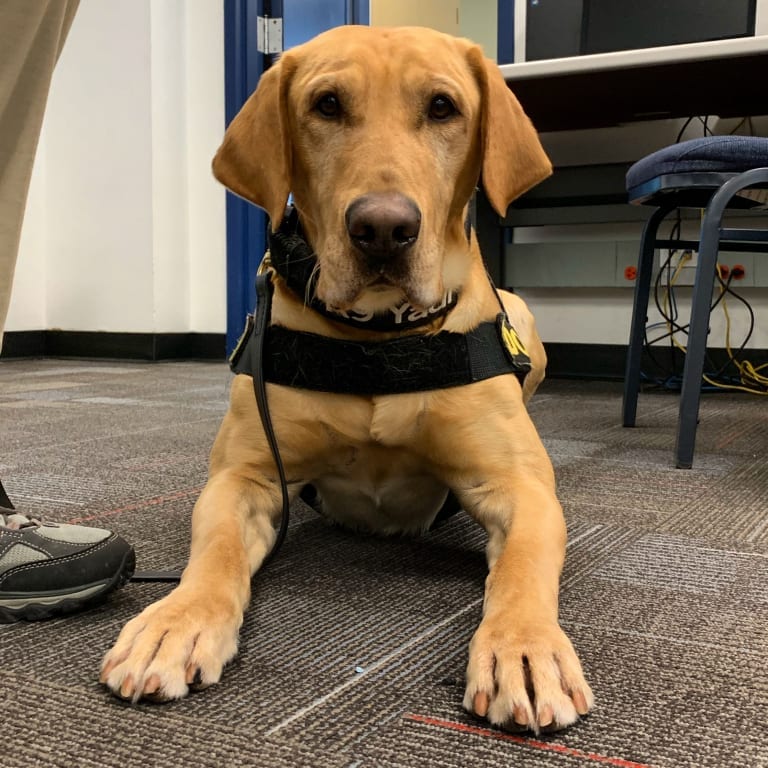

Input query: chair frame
[623,167,768,468]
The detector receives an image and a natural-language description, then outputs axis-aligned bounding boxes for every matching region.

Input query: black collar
[268,207,460,331]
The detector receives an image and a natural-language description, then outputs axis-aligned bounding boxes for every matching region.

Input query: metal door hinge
[257,16,283,54]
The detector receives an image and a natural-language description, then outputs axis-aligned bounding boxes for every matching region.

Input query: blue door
[223,0,369,354]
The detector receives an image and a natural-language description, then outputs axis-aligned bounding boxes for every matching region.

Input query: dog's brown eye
[428,94,457,121]
[315,93,341,118]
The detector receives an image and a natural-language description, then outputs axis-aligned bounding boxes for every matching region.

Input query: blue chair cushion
[627,135,768,193]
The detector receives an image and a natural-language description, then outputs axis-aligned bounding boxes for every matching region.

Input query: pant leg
[0,0,79,350]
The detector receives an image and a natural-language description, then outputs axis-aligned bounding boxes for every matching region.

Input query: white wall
[6,0,225,335]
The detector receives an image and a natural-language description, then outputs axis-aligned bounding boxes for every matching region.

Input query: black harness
[232,317,529,394]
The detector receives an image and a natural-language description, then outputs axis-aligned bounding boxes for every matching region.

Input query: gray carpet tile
[0,673,351,768]
[657,460,768,545]
[1,359,767,767]
[559,524,642,590]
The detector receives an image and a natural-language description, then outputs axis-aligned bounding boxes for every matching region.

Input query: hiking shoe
[0,511,135,623]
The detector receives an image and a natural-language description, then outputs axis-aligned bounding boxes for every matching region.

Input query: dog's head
[213,25,551,316]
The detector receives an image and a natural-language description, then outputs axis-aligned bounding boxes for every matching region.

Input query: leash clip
[258,251,274,276]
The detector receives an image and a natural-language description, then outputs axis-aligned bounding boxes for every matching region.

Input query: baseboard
[544,343,628,379]
[1,331,226,361]
[544,343,768,381]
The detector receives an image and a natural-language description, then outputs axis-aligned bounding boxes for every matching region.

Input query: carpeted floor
[1,359,766,768]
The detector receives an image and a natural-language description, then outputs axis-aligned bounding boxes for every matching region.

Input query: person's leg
[0,1,136,622]
[0,0,79,348]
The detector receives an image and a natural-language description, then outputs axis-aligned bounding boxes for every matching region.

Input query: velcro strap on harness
[230,311,531,396]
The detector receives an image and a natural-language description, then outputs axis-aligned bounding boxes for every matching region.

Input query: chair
[622,135,768,468]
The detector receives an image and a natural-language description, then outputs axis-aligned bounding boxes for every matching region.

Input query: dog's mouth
[345,268,439,312]
[318,240,463,324]
[335,277,408,313]
[369,275,394,289]
[318,241,438,313]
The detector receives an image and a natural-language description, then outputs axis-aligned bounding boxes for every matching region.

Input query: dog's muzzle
[267,207,459,331]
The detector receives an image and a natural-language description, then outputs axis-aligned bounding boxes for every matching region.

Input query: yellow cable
[705,271,768,394]
[656,249,766,394]
[663,251,691,354]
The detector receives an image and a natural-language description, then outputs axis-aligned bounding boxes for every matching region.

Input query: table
[501,36,768,132]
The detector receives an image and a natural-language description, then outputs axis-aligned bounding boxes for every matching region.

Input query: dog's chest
[311,449,448,534]
[310,401,448,534]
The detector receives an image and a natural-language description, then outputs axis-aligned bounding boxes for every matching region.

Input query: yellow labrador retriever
[101,25,593,733]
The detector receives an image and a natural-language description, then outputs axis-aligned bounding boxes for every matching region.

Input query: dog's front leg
[427,387,593,733]
[462,470,593,733]
[100,464,279,702]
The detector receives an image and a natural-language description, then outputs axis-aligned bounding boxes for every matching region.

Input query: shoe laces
[0,512,44,531]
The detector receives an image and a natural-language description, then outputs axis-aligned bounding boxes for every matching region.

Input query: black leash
[130,569,185,583]
[248,270,291,567]
[0,479,14,511]
[131,269,290,582]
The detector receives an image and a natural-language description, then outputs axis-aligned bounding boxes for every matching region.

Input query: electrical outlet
[721,253,754,286]
[657,251,756,288]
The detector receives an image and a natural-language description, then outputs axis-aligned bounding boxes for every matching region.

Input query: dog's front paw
[100,589,242,703]
[463,618,593,733]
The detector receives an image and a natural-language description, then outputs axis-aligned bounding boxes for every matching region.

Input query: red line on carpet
[403,713,653,768]
[715,429,741,450]
[66,486,204,524]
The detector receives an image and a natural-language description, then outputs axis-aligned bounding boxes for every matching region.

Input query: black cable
[649,215,688,380]
[676,117,696,143]
[676,115,713,143]
[642,212,737,388]
[647,271,731,348]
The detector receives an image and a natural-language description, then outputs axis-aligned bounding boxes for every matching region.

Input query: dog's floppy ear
[469,47,552,216]
[212,58,294,230]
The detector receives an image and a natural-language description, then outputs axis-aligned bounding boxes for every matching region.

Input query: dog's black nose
[345,193,421,262]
